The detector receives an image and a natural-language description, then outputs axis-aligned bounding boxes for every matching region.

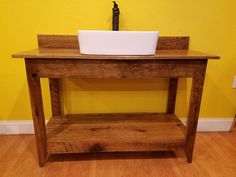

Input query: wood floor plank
[0,136,35,177]
[0,131,236,177]
[55,153,97,177]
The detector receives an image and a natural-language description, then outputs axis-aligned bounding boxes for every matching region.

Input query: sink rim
[78,30,160,34]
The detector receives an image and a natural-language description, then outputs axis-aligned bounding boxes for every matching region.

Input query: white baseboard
[180,118,234,132]
[0,120,48,135]
[0,118,234,135]
[0,120,35,134]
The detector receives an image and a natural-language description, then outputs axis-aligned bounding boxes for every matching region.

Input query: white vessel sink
[78,30,159,55]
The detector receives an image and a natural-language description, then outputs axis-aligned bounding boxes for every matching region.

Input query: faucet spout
[112,1,120,31]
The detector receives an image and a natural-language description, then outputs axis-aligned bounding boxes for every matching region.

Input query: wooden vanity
[12,35,219,167]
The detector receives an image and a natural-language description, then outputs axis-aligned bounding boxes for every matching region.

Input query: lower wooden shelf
[46,113,186,154]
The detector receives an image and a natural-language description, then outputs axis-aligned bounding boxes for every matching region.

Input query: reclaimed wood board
[37,34,189,50]
[46,113,186,154]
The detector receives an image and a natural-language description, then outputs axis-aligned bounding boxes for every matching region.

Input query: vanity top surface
[12,48,220,60]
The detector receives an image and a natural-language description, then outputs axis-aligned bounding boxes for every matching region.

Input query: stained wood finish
[38,34,79,49]
[184,61,207,162]
[167,78,178,114]
[46,113,186,154]
[12,48,220,60]
[25,59,47,167]
[157,36,189,50]
[37,34,189,50]
[36,59,206,78]
[49,78,61,116]
[12,35,220,166]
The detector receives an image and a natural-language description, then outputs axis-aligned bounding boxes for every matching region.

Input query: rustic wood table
[13,35,219,167]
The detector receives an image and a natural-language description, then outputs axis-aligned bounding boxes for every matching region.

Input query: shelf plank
[46,113,186,154]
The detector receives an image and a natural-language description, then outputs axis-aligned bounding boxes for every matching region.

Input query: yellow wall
[1,0,236,120]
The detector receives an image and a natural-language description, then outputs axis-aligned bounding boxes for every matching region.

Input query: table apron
[26,59,208,79]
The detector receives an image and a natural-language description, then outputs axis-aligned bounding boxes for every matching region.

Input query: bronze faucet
[112,1,120,31]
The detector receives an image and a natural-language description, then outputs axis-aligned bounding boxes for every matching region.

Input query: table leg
[230,114,236,131]
[25,59,47,167]
[167,78,178,114]
[49,78,62,116]
[185,62,207,162]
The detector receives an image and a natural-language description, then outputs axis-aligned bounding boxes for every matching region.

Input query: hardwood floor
[0,131,236,177]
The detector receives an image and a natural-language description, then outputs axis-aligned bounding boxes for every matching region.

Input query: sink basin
[78,30,159,55]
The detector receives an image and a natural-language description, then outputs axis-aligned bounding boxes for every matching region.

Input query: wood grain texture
[157,36,189,50]
[38,34,79,49]
[37,34,189,50]
[25,59,48,167]
[46,113,186,154]
[12,48,220,60]
[36,59,206,78]
[167,78,178,114]
[12,34,220,166]
[1,132,236,177]
[184,60,207,162]
[49,78,62,116]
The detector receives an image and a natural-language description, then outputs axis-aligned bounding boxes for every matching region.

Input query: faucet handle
[113,1,118,8]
